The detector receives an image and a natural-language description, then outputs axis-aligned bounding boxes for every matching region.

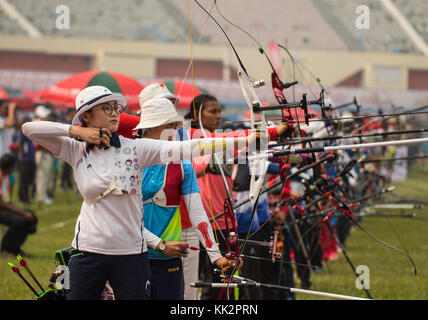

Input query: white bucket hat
[134,98,183,129]
[138,82,178,107]
[72,85,127,125]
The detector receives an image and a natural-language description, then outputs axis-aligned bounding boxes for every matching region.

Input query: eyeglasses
[91,103,124,116]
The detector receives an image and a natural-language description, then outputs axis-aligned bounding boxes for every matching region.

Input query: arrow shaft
[224,110,428,126]
[212,154,332,222]
[359,155,428,163]
[369,204,422,209]
[271,128,428,147]
[191,246,317,268]
[16,273,38,296]
[287,109,428,123]
[333,100,356,110]
[22,265,45,292]
[236,238,271,247]
[247,137,428,161]
[325,137,428,151]
[190,282,370,300]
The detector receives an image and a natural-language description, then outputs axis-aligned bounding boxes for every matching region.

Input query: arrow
[368,204,424,210]
[190,281,370,300]
[244,137,428,161]
[269,128,428,147]
[358,154,428,163]
[17,254,45,293]
[223,108,428,126]
[351,104,428,134]
[8,262,39,296]
[185,245,319,269]
[211,153,334,223]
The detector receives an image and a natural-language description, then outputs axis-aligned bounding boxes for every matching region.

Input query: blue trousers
[149,257,184,300]
[66,251,151,300]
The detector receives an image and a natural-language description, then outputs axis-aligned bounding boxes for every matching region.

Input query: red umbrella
[0,86,8,100]
[21,89,43,105]
[0,85,34,111]
[164,80,211,109]
[39,70,144,112]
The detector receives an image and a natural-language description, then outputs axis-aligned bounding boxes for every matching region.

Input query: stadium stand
[392,0,428,45]
[1,0,426,55]
[169,0,348,50]
[312,0,420,54]
[1,0,428,96]
[0,69,72,92]
[0,7,26,35]
[8,0,204,42]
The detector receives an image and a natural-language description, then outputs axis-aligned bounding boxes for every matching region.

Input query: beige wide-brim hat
[139,83,177,106]
[72,86,127,125]
[134,98,183,129]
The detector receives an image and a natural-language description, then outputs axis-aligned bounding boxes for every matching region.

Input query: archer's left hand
[162,241,190,257]
[276,123,295,138]
[214,257,243,270]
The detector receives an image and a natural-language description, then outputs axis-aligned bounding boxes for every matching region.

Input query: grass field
[298,165,428,300]
[0,165,427,300]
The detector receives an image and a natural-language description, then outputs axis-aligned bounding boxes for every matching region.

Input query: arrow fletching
[8,262,20,274]
[17,255,27,267]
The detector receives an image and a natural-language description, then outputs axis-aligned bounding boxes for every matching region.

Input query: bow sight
[333,96,362,113]
[252,90,325,125]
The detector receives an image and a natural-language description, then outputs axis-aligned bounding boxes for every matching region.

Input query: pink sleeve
[190,127,277,140]
[190,128,248,139]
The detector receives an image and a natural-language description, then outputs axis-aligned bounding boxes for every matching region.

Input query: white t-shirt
[61,137,167,255]
[22,121,233,255]
[0,117,15,157]
[22,121,195,255]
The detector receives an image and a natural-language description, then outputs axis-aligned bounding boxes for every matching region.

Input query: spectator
[0,153,37,257]
[33,105,55,205]
[15,116,36,205]
[0,101,17,157]
[0,101,18,199]
[60,108,76,191]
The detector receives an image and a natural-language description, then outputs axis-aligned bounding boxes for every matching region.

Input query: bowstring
[187,0,228,291]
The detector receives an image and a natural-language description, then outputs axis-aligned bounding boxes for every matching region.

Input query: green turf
[297,165,428,300]
[0,190,81,300]
[0,166,427,300]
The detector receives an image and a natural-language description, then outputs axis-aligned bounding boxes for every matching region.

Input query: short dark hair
[0,153,16,171]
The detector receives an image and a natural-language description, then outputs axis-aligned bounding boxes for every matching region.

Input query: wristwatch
[158,240,167,252]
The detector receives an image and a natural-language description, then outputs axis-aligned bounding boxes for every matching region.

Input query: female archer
[184,93,292,300]
[22,86,243,300]
[134,97,241,300]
